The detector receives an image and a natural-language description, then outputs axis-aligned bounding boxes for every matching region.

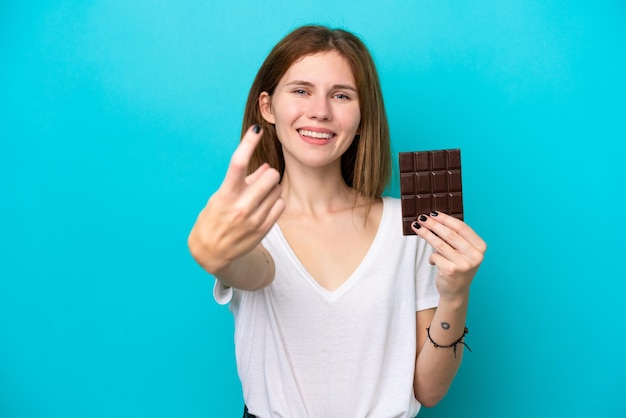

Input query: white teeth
[298,129,333,139]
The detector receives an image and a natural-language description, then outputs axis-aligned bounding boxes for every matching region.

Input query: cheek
[347,109,361,133]
[272,105,300,142]
[272,102,302,126]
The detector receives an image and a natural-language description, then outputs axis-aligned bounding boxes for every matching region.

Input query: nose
[307,96,332,121]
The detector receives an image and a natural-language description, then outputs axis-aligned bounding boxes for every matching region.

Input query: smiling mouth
[298,129,335,140]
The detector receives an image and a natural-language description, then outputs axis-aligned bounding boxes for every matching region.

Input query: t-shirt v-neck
[271,198,389,302]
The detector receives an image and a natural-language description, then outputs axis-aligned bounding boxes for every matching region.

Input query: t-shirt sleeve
[213,279,233,305]
[415,238,440,311]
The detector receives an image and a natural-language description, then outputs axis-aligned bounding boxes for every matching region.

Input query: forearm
[191,242,274,291]
[414,293,469,407]
[214,245,275,291]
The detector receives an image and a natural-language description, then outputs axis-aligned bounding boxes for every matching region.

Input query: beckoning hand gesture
[188,125,285,277]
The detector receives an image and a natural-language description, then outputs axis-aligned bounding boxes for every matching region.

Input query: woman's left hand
[411,212,487,302]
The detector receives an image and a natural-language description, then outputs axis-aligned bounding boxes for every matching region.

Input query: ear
[259,92,275,124]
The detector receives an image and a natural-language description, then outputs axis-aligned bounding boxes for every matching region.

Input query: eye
[293,89,307,95]
[334,93,351,100]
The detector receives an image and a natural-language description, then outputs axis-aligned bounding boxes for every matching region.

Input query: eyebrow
[285,80,358,93]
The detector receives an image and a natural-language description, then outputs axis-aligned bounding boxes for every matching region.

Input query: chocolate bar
[399,149,464,235]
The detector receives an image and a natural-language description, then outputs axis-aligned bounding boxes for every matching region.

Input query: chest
[277,206,382,292]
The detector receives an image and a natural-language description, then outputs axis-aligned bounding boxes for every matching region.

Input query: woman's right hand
[188,125,285,277]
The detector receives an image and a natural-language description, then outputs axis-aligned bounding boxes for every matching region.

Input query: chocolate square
[399,149,463,235]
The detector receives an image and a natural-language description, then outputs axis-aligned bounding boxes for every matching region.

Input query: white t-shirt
[214,197,439,418]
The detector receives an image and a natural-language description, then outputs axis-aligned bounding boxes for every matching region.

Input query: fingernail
[419,214,427,222]
[412,221,421,229]
[431,211,439,217]
[253,124,261,134]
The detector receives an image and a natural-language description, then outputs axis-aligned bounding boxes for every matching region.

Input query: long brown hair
[241,25,391,199]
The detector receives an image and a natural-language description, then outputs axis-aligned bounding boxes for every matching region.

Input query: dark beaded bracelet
[426,326,471,358]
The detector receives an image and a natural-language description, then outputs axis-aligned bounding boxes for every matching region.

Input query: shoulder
[377,196,408,243]
[381,196,400,210]
[380,196,402,224]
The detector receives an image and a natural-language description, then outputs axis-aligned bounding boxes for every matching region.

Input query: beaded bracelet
[426,326,471,358]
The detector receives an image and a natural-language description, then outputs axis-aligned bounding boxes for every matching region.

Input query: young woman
[188,25,487,418]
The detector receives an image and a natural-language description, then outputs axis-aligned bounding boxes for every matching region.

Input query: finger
[263,196,285,230]
[245,163,270,185]
[239,166,281,210]
[249,185,285,231]
[413,214,485,272]
[258,199,285,234]
[223,124,263,189]
[247,182,281,223]
[429,211,487,253]
[428,251,461,277]
[411,217,466,263]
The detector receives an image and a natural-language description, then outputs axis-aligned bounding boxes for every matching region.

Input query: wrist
[426,325,471,358]
[437,291,470,310]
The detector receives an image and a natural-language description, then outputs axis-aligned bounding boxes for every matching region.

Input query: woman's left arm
[411,211,487,407]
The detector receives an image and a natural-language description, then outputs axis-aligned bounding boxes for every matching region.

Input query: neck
[279,165,358,217]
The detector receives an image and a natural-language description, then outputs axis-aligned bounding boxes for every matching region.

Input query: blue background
[1,1,625,417]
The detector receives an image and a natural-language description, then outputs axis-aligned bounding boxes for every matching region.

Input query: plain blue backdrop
[1,1,625,417]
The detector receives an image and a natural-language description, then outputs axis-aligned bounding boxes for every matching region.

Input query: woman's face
[259,51,361,173]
